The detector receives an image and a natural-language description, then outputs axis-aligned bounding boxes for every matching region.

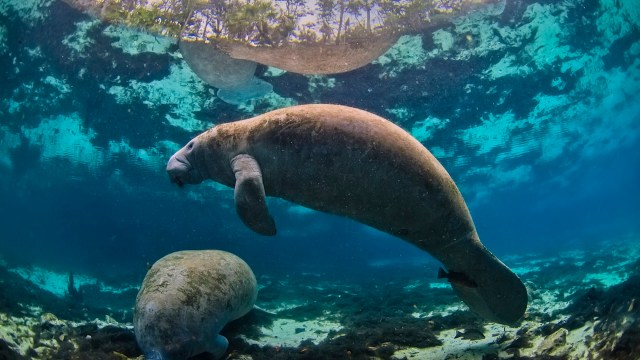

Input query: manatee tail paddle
[439,242,528,324]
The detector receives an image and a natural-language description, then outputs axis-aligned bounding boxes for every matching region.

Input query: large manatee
[166,104,528,324]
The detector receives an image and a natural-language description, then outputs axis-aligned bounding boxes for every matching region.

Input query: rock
[39,313,67,331]
[536,327,568,356]
[0,339,26,360]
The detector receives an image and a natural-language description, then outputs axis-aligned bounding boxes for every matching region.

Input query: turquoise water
[0,0,639,359]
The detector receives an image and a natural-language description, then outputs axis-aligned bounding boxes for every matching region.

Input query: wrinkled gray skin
[134,250,257,360]
[167,104,528,324]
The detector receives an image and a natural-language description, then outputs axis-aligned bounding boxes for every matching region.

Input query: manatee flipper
[207,334,229,359]
[231,154,277,236]
[217,78,273,105]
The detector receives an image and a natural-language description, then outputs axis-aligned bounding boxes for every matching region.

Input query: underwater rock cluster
[1,238,639,359]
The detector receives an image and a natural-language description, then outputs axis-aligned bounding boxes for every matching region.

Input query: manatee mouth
[171,175,185,187]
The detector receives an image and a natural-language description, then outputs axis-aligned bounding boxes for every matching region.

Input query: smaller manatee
[134,250,257,360]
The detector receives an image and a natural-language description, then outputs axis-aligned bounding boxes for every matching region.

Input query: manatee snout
[167,154,188,186]
[167,142,203,186]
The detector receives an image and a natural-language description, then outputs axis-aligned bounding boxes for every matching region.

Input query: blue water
[0,0,640,358]
[0,0,639,284]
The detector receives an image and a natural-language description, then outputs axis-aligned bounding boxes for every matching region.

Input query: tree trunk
[336,0,345,44]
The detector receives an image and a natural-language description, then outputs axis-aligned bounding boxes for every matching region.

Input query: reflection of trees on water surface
[68,0,489,46]
[65,0,492,89]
